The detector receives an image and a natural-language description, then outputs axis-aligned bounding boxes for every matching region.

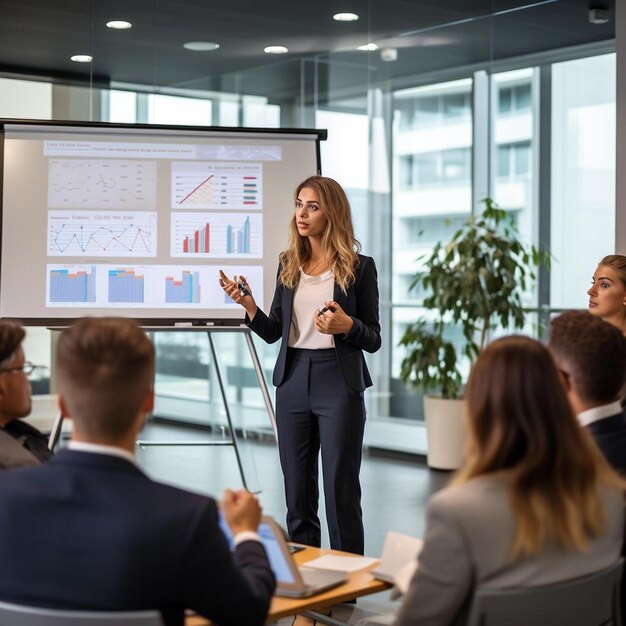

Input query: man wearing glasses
[0,321,52,469]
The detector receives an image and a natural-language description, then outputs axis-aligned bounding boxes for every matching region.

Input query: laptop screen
[219,514,296,584]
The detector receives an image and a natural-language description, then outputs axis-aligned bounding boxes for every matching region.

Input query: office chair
[466,558,623,626]
[0,601,164,625]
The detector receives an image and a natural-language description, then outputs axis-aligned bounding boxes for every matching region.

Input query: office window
[108,90,137,123]
[497,141,531,179]
[147,94,212,126]
[550,53,616,309]
[391,79,473,420]
[395,82,472,131]
[400,148,471,189]
[498,83,531,115]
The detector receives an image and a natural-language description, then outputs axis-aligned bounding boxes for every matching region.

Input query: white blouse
[288,269,335,349]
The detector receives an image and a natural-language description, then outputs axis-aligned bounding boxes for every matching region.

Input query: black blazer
[586,409,626,477]
[247,254,381,393]
[0,450,275,626]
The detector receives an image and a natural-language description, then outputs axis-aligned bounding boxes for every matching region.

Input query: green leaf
[398,196,550,398]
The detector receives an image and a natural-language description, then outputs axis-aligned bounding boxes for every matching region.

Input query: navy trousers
[276,348,366,555]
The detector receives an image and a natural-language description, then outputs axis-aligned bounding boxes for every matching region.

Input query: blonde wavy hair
[456,336,625,558]
[599,255,626,288]
[278,176,361,293]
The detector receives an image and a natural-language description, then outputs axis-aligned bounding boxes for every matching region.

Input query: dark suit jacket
[247,254,381,393]
[0,450,275,626]
[585,410,626,477]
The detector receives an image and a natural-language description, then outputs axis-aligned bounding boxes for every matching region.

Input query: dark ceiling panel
[0,0,616,97]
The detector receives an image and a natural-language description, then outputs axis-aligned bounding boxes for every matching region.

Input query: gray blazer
[394,475,625,626]
[0,429,42,469]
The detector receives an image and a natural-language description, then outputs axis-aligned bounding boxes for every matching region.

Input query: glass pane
[147,94,212,126]
[550,53,616,309]
[498,144,511,177]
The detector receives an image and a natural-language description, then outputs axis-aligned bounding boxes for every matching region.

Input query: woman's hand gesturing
[218,270,257,319]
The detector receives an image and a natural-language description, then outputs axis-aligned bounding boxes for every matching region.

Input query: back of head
[0,321,25,364]
[459,335,623,557]
[549,311,626,406]
[56,317,154,442]
[599,255,626,288]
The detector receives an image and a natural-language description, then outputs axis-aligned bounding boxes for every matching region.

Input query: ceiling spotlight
[264,46,288,54]
[357,43,378,51]
[70,54,93,63]
[183,41,220,51]
[333,12,359,21]
[106,20,132,29]
[588,8,609,24]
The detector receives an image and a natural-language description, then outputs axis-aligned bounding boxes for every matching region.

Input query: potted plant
[399,198,549,469]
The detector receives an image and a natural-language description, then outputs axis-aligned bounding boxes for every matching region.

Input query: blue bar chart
[165,271,201,304]
[108,268,145,303]
[49,266,96,303]
[226,216,250,254]
[171,212,262,258]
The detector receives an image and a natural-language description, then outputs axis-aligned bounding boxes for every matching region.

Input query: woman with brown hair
[393,336,624,626]
[588,254,626,336]
[219,175,381,554]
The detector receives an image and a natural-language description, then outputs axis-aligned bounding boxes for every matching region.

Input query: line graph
[48,211,157,257]
[48,159,157,209]
[171,162,263,209]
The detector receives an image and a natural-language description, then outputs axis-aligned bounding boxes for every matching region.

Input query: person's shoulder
[357,253,375,265]
[429,474,508,519]
[145,478,218,513]
[354,254,376,279]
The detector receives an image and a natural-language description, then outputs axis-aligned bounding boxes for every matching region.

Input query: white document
[303,555,380,573]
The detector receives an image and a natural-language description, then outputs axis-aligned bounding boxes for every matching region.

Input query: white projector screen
[0,121,324,325]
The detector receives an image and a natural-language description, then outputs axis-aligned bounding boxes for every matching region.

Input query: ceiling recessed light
[183,41,220,51]
[70,54,93,63]
[333,12,359,21]
[264,46,288,54]
[357,43,378,51]
[106,20,132,29]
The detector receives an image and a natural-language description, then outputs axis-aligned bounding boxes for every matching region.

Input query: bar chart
[171,212,262,258]
[165,271,201,304]
[48,266,96,303]
[108,268,145,303]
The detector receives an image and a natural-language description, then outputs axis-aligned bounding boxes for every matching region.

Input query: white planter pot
[423,395,466,470]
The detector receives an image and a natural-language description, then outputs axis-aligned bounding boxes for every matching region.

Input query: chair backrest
[466,558,623,626]
[0,601,164,626]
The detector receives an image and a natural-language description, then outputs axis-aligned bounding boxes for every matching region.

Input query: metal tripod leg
[244,331,277,441]
[207,331,250,491]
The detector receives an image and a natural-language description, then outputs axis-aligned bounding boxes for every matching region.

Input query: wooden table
[186,546,390,625]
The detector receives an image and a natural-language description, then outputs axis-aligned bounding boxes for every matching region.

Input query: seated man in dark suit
[0,317,275,626]
[0,321,52,469]
[549,310,626,475]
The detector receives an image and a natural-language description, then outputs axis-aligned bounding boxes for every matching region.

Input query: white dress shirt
[577,401,623,427]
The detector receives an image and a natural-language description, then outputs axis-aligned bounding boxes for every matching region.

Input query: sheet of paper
[302,555,379,573]
[394,560,419,595]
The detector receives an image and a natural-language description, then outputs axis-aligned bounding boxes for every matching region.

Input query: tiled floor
[134,420,452,625]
